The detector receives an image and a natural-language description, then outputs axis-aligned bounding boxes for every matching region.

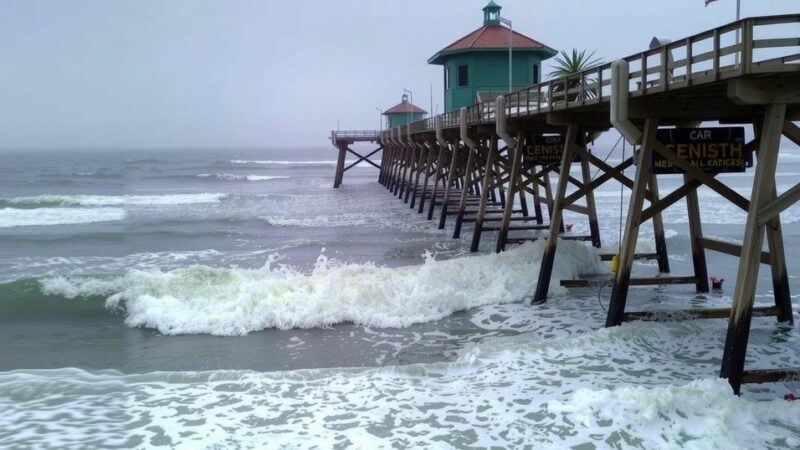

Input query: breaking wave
[230,159,378,168]
[0,207,126,228]
[0,193,228,208]
[196,173,289,181]
[39,241,606,335]
[231,159,336,166]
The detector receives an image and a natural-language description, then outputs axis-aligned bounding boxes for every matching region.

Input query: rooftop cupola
[483,1,502,26]
[428,1,556,112]
[383,94,427,128]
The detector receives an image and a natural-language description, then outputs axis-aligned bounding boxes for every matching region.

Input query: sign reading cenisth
[653,127,751,174]
[523,135,579,168]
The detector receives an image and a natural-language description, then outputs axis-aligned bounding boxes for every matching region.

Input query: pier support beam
[454,108,480,239]
[470,137,499,252]
[532,124,580,302]
[438,141,461,229]
[333,141,347,189]
[605,118,658,325]
[721,103,788,394]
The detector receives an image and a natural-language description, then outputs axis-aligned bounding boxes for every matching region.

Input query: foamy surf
[2,325,798,449]
[0,207,126,228]
[231,159,336,165]
[0,193,228,207]
[196,173,290,181]
[40,241,607,335]
[231,159,379,168]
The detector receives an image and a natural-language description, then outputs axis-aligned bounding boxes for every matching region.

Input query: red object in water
[785,393,798,401]
[710,277,724,289]
[565,223,573,231]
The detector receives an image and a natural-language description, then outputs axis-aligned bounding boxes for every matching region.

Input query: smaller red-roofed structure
[384,94,427,129]
[428,1,557,112]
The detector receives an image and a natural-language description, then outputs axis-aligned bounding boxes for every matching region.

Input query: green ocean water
[1,147,799,448]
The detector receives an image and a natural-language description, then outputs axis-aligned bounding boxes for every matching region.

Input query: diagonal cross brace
[344,146,382,171]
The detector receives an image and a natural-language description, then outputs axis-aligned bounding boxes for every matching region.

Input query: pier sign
[652,127,750,174]
[523,135,579,167]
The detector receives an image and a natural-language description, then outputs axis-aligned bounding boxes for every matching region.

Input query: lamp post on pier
[403,88,413,127]
[499,15,512,92]
[375,107,383,131]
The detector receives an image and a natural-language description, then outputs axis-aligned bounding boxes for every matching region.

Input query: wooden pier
[329,130,382,188]
[333,15,800,395]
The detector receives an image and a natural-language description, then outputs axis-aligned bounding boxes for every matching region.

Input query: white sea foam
[548,378,800,449]
[196,173,289,181]
[231,159,379,168]
[231,159,336,165]
[1,193,227,207]
[40,241,606,335]
[0,207,126,228]
[2,323,798,448]
[265,214,370,227]
[0,241,318,284]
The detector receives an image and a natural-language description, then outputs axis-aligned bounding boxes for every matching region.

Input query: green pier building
[428,1,557,113]
[383,94,427,129]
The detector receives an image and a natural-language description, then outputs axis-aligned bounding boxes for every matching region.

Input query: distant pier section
[329,130,381,188]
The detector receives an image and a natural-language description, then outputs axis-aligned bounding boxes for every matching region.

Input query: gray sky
[1,0,797,150]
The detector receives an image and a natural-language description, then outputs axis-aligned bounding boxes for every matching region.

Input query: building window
[457,65,469,87]
[444,66,450,90]
[533,65,540,84]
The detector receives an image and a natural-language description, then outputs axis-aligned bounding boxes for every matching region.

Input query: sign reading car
[523,135,580,167]
[652,127,751,174]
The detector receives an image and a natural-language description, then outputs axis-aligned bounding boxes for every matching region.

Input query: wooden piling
[532,124,580,303]
[605,118,658,325]
[721,104,787,394]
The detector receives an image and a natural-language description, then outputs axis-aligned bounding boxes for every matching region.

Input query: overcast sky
[0,0,797,150]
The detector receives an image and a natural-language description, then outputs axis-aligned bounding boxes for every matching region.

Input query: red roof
[384,101,427,115]
[429,25,555,64]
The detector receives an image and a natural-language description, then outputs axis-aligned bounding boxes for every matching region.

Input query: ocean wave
[124,158,160,163]
[196,173,290,181]
[39,241,606,335]
[0,241,319,284]
[231,159,337,166]
[0,207,126,228]
[230,159,379,168]
[0,193,227,208]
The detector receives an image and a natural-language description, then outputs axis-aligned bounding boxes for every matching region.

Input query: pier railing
[332,130,381,142]
[395,14,799,134]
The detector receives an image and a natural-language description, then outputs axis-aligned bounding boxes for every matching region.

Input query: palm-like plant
[548,49,603,101]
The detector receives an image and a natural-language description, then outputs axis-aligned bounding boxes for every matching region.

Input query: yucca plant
[548,49,603,101]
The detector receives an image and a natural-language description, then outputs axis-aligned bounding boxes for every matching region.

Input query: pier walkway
[333,14,800,394]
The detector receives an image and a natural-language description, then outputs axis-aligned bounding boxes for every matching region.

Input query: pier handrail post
[610,59,642,145]
[460,107,476,150]
[435,115,446,147]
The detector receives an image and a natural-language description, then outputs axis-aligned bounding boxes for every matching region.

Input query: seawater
[1,148,799,449]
